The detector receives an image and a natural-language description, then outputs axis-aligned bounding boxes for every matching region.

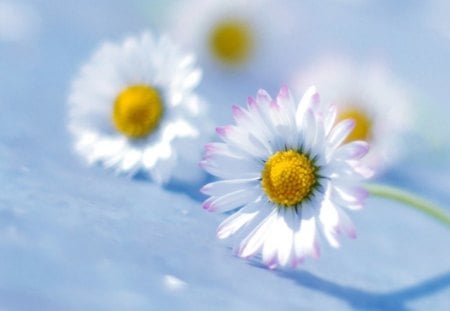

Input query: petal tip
[232,105,244,118]
[278,85,290,97]
[202,200,214,211]
[215,126,230,137]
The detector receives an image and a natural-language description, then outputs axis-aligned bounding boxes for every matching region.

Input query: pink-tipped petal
[215,126,231,137]
[298,86,319,112]
[334,141,369,161]
[270,100,281,113]
[278,85,289,98]
[335,205,357,239]
[256,89,272,104]
[296,86,320,130]
[353,164,375,179]
[291,256,304,269]
[333,185,369,206]
[204,143,216,153]
[311,241,321,259]
[264,256,279,270]
[202,197,214,211]
[232,105,245,118]
[311,92,320,105]
[247,96,257,107]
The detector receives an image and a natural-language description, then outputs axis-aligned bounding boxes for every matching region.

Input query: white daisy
[167,0,296,72]
[200,86,372,269]
[68,32,211,184]
[292,57,414,173]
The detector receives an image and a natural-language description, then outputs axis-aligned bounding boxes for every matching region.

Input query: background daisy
[68,32,211,184]
[292,57,415,173]
[166,0,297,76]
[201,86,372,268]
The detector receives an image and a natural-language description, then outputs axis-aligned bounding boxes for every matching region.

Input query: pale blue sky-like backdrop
[0,0,449,310]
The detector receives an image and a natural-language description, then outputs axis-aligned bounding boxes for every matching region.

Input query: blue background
[0,0,449,310]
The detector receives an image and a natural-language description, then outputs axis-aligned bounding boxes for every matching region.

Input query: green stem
[365,183,450,228]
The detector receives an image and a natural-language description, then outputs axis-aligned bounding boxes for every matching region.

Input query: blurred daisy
[201,86,372,268]
[68,32,210,184]
[168,0,296,72]
[293,58,413,172]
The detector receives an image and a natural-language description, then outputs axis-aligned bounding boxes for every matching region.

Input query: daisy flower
[200,86,372,268]
[292,57,413,172]
[68,32,210,184]
[167,0,296,72]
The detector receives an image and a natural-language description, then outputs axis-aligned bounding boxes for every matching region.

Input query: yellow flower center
[112,84,164,138]
[208,19,254,66]
[261,150,317,207]
[336,106,373,143]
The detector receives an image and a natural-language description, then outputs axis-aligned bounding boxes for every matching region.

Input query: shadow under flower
[275,267,450,311]
[132,170,211,202]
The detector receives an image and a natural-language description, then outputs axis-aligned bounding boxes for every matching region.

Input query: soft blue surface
[1,1,449,310]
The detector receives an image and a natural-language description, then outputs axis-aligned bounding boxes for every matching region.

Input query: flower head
[293,58,414,172]
[201,86,372,268]
[68,32,210,184]
[167,0,295,72]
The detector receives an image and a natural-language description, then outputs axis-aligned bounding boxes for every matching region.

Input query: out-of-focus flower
[0,0,41,43]
[68,32,210,184]
[292,58,413,173]
[200,86,371,269]
[167,0,296,73]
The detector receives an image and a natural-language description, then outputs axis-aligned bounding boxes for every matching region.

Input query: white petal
[119,148,142,172]
[202,186,261,213]
[148,152,176,184]
[294,204,320,259]
[231,105,276,152]
[331,184,368,209]
[276,85,296,116]
[299,109,316,151]
[199,160,261,180]
[276,209,296,267]
[216,125,270,160]
[201,179,259,196]
[295,86,319,128]
[238,209,278,259]
[335,205,357,239]
[324,104,337,136]
[327,119,355,152]
[260,210,285,267]
[203,152,262,177]
[332,141,370,161]
[318,198,356,247]
[181,68,202,90]
[217,201,261,239]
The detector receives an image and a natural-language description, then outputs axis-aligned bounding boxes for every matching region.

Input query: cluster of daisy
[66,2,436,270]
